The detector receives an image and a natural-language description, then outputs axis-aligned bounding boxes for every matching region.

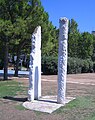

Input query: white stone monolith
[28,26,41,101]
[57,17,68,104]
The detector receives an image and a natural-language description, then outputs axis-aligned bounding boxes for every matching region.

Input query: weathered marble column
[57,17,68,104]
[28,26,41,101]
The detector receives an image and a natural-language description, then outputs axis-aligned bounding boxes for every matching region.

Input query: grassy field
[0,74,95,120]
[0,80,27,98]
[54,96,95,120]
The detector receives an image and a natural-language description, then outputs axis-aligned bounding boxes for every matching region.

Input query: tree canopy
[0,0,58,79]
[0,0,95,79]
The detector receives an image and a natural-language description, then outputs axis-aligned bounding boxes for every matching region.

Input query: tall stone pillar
[28,26,41,101]
[57,17,68,104]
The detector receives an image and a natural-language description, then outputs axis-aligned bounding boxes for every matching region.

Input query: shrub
[93,62,95,72]
[67,57,82,74]
[41,56,94,75]
[42,56,58,75]
[82,59,93,73]
[68,57,94,74]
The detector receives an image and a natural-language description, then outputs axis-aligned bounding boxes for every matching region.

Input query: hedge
[42,56,94,75]
[67,57,94,74]
[41,56,58,75]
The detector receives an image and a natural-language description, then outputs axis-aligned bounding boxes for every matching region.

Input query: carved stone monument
[28,26,41,101]
[23,18,75,113]
[57,17,68,104]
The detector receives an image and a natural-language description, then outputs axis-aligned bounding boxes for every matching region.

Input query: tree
[41,22,58,56]
[0,19,14,80]
[78,32,94,59]
[0,0,33,78]
[0,0,58,78]
[68,19,81,57]
[92,35,95,61]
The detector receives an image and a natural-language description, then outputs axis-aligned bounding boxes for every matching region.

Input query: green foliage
[0,20,13,41]
[41,21,58,56]
[68,19,80,57]
[0,0,58,78]
[68,19,94,60]
[42,56,58,75]
[67,57,94,74]
[0,0,95,76]
[68,20,94,74]
[92,62,95,72]
[78,32,94,59]
[92,35,95,61]
[82,59,93,73]
[41,56,94,75]
[67,57,82,74]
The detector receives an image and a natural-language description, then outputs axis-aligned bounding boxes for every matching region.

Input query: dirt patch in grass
[0,73,95,120]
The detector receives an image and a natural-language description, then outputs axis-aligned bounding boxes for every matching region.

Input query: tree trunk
[14,39,30,77]
[14,51,20,77]
[4,42,8,80]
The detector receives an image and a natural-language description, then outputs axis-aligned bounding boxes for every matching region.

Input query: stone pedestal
[57,17,68,104]
[28,26,41,101]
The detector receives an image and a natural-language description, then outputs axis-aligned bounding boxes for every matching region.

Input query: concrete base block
[23,96,75,114]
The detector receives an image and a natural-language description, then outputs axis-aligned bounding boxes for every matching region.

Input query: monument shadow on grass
[3,96,27,102]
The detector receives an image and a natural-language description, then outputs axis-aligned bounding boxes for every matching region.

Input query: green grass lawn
[0,80,28,111]
[0,80,27,98]
[55,96,95,120]
[0,80,95,120]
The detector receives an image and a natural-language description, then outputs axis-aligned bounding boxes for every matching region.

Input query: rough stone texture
[28,26,41,101]
[57,17,69,104]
